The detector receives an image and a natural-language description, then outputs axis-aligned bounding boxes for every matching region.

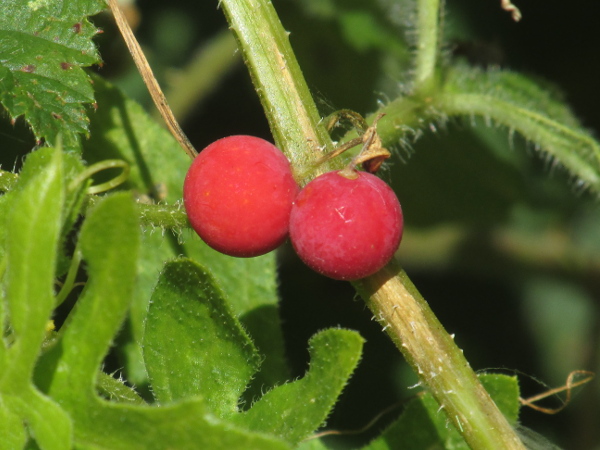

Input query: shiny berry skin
[289,170,403,280]
[183,135,299,257]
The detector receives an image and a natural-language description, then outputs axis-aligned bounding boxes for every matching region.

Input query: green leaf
[439,64,600,193]
[5,389,72,450]
[366,373,520,449]
[144,258,261,416]
[35,194,289,449]
[231,328,364,445]
[0,146,73,449]
[64,399,291,450]
[0,400,26,449]
[479,374,520,425]
[96,372,146,405]
[44,192,140,398]
[2,147,63,380]
[84,76,289,389]
[0,0,105,148]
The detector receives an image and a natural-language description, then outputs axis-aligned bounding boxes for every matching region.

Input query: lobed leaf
[0,0,105,148]
[231,328,364,445]
[33,193,290,449]
[144,258,261,416]
[438,64,600,193]
[0,147,73,448]
[366,373,520,449]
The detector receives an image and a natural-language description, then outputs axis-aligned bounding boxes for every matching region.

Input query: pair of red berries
[183,135,403,281]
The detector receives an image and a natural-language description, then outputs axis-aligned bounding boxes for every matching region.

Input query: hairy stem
[354,262,525,449]
[220,0,525,448]
[219,0,338,184]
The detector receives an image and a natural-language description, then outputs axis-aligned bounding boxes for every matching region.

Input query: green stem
[219,0,338,185]
[220,1,525,448]
[413,0,442,96]
[84,196,188,230]
[354,262,525,450]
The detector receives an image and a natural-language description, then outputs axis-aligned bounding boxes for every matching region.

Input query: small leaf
[0,0,105,147]
[96,372,146,405]
[144,258,261,416]
[232,328,364,445]
[367,373,520,449]
[439,64,600,193]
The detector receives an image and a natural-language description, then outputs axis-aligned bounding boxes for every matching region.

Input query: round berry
[183,135,299,257]
[289,170,403,280]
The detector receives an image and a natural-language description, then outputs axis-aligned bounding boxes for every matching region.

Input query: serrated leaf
[0,0,105,148]
[84,76,289,389]
[366,373,520,449]
[231,328,364,445]
[439,64,600,193]
[144,258,261,416]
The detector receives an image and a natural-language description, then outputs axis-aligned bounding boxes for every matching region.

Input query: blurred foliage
[1,0,599,448]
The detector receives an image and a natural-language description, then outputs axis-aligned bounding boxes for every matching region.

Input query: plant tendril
[68,160,130,195]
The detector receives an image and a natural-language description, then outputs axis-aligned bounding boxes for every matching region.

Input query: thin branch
[107,0,197,160]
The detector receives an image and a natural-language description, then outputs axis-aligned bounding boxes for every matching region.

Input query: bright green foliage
[144,258,262,415]
[0,0,105,148]
[145,258,365,444]
[32,193,291,448]
[366,374,520,449]
[231,329,364,444]
[82,76,289,389]
[439,64,600,193]
[0,147,72,449]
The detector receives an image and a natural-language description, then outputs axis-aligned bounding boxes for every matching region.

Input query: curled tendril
[68,160,131,195]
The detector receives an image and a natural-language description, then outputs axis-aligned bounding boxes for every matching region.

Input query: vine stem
[354,262,525,449]
[220,0,526,448]
[219,0,338,185]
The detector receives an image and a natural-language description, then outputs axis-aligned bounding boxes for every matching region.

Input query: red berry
[183,135,299,257]
[289,170,403,280]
